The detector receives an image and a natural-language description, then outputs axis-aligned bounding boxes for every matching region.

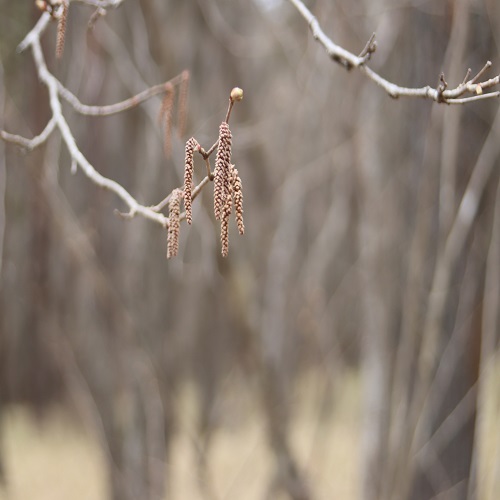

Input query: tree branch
[22,19,169,225]
[286,0,500,104]
[0,117,57,151]
[2,7,241,235]
[56,77,184,116]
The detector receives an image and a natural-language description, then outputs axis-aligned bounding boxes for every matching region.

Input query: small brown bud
[230,87,244,102]
[35,0,47,11]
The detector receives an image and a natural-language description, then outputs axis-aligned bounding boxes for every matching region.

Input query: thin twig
[470,61,492,84]
[57,77,185,116]
[150,175,209,214]
[203,156,214,181]
[225,98,235,123]
[461,68,472,85]
[1,117,57,150]
[204,140,219,158]
[444,92,500,105]
[179,175,211,222]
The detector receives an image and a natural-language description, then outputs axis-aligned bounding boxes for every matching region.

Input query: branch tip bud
[230,87,244,102]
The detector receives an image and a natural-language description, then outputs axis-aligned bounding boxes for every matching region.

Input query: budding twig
[57,76,187,116]
[2,6,246,259]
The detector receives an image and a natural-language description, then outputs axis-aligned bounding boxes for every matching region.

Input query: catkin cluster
[167,88,244,259]
[213,122,244,256]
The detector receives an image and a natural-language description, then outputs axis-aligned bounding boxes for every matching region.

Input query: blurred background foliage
[0,1,499,499]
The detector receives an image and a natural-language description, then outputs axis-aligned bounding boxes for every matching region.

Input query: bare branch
[0,117,57,151]
[286,0,500,104]
[10,15,169,227]
[3,0,243,261]
[17,12,51,53]
[444,92,500,105]
[470,60,492,84]
[57,76,185,116]
[150,175,210,215]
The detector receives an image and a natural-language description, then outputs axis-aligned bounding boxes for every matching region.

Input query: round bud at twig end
[230,87,244,102]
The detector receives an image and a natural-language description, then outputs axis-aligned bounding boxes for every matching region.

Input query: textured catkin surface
[55,2,68,59]
[167,188,182,259]
[233,167,245,235]
[214,122,232,222]
[183,137,198,225]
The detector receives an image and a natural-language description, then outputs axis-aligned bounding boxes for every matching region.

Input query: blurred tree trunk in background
[1,1,499,500]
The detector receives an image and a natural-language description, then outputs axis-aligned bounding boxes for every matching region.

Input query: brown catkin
[56,1,68,60]
[177,70,189,138]
[213,122,232,220]
[221,192,233,257]
[184,137,198,225]
[232,168,244,235]
[167,189,182,259]
[158,84,175,157]
[213,164,223,221]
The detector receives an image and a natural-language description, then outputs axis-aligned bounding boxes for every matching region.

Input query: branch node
[359,33,377,63]
[114,208,136,219]
[436,73,448,103]
[330,53,353,70]
[471,61,492,84]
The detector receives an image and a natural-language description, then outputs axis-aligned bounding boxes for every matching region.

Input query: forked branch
[1,5,245,258]
[287,0,500,104]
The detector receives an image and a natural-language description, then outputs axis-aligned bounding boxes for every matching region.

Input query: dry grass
[476,355,500,500]
[0,372,360,500]
[0,406,107,500]
[0,366,498,500]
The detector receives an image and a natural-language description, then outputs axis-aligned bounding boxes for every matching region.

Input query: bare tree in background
[1,1,499,500]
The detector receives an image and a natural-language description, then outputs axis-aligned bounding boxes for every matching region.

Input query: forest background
[0,1,499,499]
